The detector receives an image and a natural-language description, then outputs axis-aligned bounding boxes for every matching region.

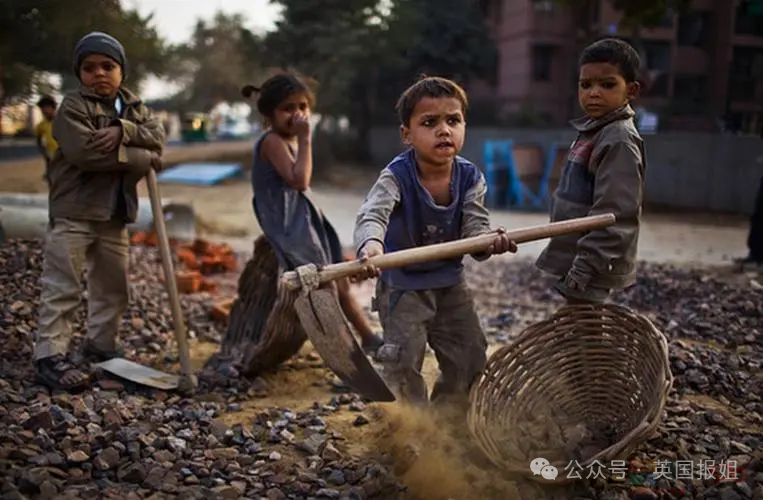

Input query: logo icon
[530,458,550,475]
[530,458,558,480]
[541,465,559,480]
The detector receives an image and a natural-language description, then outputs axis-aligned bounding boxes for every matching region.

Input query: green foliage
[262,0,400,112]
[167,12,265,111]
[0,0,166,101]
[609,0,692,28]
[552,0,691,33]
[262,0,498,157]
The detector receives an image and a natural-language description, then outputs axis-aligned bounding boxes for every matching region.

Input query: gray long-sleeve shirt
[353,167,492,256]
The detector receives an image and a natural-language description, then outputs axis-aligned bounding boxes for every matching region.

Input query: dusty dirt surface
[0,140,256,195]
[1,145,751,266]
[129,177,751,267]
[2,148,762,499]
[2,236,762,500]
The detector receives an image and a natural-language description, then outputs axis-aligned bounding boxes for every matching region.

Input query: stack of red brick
[130,232,238,294]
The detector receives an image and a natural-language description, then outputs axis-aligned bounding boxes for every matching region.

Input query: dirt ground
[139,169,756,499]
[149,178,750,266]
[184,276,516,500]
[2,147,760,498]
[1,144,751,266]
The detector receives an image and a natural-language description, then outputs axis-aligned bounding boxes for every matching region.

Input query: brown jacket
[535,105,646,291]
[49,86,166,223]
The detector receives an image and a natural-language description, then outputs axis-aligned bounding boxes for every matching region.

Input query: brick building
[477,0,763,133]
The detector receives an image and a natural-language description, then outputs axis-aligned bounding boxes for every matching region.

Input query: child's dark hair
[395,75,468,127]
[579,38,641,83]
[37,95,57,108]
[241,72,315,119]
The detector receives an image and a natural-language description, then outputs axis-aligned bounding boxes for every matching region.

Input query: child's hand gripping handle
[281,213,616,292]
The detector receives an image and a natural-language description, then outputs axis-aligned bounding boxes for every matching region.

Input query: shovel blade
[96,358,180,390]
[294,291,395,402]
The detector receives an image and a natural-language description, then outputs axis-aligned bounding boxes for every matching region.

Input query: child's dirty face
[79,54,122,98]
[578,62,638,119]
[40,105,56,121]
[400,97,465,168]
[272,92,311,135]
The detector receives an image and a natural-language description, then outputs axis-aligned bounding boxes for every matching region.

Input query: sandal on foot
[361,334,384,356]
[83,343,125,362]
[36,355,92,391]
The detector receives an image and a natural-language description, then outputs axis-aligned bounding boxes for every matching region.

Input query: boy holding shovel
[352,76,517,408]
[35,32,165,390]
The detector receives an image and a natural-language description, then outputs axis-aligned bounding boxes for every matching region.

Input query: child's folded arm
[353,169,400,256]
[54,96,124,171]
[54,96,154,174]
[461,171,492,261]
[118,105,166,153]
[567,139,643,288]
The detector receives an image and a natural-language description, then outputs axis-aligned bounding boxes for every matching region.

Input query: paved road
[209,183,750,266]
[0,138,190,162]
[0,140,256,196]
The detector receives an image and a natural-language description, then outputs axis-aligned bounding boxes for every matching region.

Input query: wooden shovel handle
[146,170,194,385]
[281,213,616,291]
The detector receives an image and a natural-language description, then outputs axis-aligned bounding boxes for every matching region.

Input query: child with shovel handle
[351,76,518,410]
[35,32,165,390]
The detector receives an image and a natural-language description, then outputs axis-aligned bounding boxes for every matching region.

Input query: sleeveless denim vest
[381,148,481,290]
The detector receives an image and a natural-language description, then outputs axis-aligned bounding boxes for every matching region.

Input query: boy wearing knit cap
[35,31,166,390]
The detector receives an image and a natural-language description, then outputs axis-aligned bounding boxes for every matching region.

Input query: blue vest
[381,148,481,290]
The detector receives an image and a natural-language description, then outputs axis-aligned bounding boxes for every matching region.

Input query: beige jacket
[49,85,165,223]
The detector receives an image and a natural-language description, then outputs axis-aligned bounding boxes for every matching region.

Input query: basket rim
[467,303,675,479]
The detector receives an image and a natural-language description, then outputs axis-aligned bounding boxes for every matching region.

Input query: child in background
[535,37,646,304]
[35,31,165,390]
[35,95,59,185]
[352,76,517,408]
[241,74,384,354]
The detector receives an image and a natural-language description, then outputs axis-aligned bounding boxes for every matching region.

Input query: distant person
[736,174,763,270]
[350,76,518,408]
[536,38,646,304]
[35,95,59,185]
[241,73,384,354]
[35,32,166,390]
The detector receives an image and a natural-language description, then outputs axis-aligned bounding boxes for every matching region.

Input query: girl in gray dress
[242,75,383,353]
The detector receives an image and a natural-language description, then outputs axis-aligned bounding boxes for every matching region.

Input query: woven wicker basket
[467,303,673,483]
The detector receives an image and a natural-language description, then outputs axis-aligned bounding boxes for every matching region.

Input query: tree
[167,12,265,111]
[262,0,498,159]
[399,0,497,82]
[0,0,167,110]
[263,0,398,112]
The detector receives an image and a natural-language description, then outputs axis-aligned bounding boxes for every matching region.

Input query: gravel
[1,238,762,499]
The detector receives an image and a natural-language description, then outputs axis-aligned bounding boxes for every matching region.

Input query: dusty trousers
[35,218,129,360]
[373,279,487,408]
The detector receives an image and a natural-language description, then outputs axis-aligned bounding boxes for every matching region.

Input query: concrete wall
[368,127,763,215]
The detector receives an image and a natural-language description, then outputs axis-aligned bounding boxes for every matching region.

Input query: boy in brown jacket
[536,38,646,304]
[35,32,165,390]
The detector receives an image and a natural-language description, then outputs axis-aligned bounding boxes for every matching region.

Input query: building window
[729,47,762,102]
[532,0,554,13]
[677,11,710,47]
[532,45,554,81]
[735,0,763,36]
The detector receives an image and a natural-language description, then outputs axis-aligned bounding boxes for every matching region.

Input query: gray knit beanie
[73,32,128,80]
